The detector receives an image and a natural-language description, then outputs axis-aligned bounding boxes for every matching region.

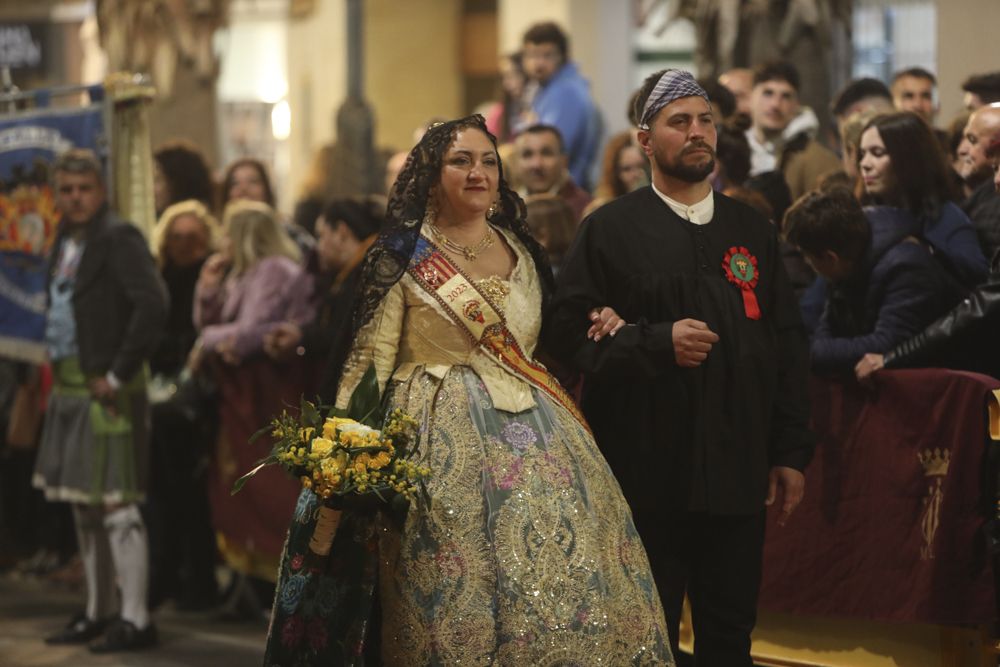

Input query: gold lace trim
[474,275,510,308]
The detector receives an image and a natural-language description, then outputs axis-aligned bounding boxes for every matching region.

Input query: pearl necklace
[427,223,495,261]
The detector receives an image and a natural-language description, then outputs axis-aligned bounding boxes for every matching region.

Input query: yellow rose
[323,417,359,439]
[311,437,335,458]
[320,451,348,476]
[299,427,315,443]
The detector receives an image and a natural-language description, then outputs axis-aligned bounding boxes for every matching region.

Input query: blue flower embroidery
[279,573,309,614]
[294,489,318,523]
[501,421,538,451]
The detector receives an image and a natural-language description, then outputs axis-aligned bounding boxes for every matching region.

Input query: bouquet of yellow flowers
[232,365,429,558]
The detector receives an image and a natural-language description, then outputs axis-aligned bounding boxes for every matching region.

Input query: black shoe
[88,619,158,653]
[44,612,112,645]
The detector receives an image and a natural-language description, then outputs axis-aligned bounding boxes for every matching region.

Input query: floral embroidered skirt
[264,366,673,666]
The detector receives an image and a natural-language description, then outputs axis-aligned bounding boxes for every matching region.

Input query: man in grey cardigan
[34,149,168,652]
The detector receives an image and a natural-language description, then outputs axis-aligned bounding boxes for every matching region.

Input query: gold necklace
[427,223,495,261]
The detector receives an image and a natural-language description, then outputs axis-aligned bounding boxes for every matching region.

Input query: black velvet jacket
[48,206,169,382]
[546,188,814,515]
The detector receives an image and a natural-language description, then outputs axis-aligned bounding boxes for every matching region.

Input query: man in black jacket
[547,70,814,666]
[34,149,168,652]
[958,104,1000,260]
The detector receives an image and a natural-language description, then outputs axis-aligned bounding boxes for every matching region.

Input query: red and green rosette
[722,246,761,320]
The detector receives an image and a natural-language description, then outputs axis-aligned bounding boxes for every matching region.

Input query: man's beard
[655,144,716,183]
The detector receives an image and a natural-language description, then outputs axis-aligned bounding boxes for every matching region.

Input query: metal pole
[331,0,379,196]
[346,0,362,100]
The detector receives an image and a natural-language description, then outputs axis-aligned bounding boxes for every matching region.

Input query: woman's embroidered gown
[264,228,673,666]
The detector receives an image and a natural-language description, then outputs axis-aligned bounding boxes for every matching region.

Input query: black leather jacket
[884,272,1000,376]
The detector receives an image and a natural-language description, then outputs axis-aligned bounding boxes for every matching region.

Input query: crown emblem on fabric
[918,448,950,477]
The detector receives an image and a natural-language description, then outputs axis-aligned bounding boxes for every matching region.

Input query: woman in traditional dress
[264,115,673,666]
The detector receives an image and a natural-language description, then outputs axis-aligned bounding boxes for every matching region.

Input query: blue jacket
[911,201,987,288]
[811,206,966,372]
[801,203,986,335]
[531,62,601,189]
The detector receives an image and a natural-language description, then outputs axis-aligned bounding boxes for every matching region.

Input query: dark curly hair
[153,141,215,213]
[323,115,554,394]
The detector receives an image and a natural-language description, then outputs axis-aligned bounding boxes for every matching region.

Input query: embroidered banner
[0,102,106,362]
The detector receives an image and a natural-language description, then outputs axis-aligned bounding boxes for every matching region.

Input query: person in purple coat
[192,200,315,619]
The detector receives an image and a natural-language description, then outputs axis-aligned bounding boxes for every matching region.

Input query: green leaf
[300,396,320,426]
[231,455,278,495]
[248,422,273,445]
[347,364,381,423]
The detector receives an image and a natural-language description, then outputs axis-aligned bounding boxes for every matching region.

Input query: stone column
[936,0,1000,125]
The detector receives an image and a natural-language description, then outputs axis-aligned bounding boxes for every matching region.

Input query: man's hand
[264,322,303,359]
[854,353,884,382]
[766,466,805,527]
[88,376,117,415]
[587,307,626,342]
[672,319,719,367]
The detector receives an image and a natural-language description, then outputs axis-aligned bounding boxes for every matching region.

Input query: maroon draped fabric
[208,356,316,579]
[760,369,998,625]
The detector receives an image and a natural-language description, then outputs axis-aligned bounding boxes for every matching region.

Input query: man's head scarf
[638,69,709,130]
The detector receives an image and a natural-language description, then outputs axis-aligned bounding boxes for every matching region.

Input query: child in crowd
[784,188,965,373]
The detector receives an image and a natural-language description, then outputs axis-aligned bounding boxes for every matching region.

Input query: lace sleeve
[334,281,405,410]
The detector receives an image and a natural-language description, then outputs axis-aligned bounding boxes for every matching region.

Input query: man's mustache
[682,142,716,158]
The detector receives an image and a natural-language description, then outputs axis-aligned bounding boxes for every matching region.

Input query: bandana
[638,69,709,130]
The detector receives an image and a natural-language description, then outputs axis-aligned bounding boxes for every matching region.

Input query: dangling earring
[423,190,439,226]
[486,197,499,220]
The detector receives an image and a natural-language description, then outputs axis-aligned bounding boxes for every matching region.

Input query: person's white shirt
[651,183,714,225]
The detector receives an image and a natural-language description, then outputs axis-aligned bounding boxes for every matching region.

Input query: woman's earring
[487,198,499,219]
[423,191,438,225]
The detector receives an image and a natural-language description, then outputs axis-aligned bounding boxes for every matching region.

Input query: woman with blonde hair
[193,200,315,618]
[146,199,222,610]
[151,200,219,267]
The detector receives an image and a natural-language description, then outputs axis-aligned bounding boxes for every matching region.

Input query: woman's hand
[216,337,241,366]
[854,353,884,382]
[264,322,303,360]
[198,252,231,290]
[587,306,627,342]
